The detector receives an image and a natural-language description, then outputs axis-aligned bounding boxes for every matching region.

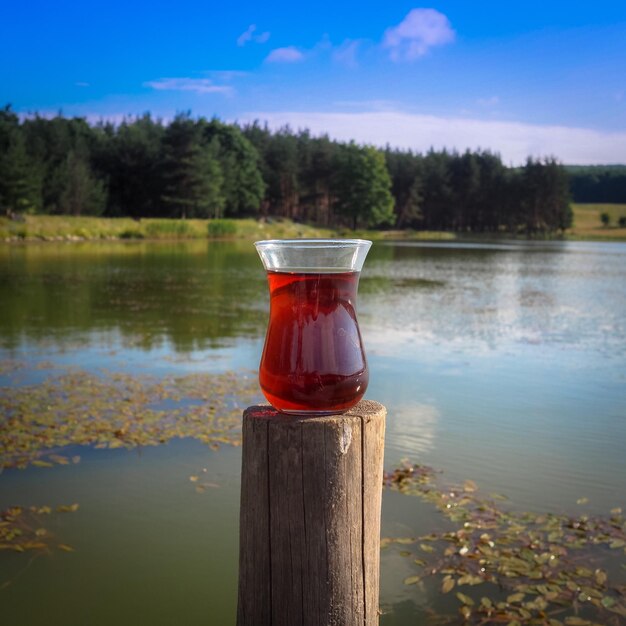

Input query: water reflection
[384,403,440,459]
[362,240,626,357]
[0,241,268,353]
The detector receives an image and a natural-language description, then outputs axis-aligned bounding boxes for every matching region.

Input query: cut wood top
[243,400,386,425]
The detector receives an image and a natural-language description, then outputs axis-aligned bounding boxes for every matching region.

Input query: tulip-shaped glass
[255,239,372,415]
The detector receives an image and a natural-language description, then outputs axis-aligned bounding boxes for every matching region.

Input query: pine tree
[0,107,41,214]
[160,115,224,218]
[58,149,106,215]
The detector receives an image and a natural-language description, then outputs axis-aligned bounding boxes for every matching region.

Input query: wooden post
[237,400,386,626]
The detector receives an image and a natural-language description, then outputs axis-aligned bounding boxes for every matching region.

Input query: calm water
[1,239,625,624]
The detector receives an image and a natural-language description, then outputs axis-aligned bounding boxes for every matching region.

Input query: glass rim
[254,238,372,248]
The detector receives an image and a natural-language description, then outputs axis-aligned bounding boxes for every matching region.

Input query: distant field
[569,203,626,240]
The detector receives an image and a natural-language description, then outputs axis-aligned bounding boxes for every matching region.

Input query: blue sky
[2,1,626,164]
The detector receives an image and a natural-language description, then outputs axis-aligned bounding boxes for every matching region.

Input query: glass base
[276,408,348,417]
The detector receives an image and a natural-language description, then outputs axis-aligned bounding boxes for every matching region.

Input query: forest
[565,165,626,204]
[1,104,610,235]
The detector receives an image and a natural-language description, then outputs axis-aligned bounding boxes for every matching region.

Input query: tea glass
[255,239,372,416]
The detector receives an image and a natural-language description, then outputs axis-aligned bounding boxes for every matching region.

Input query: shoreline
[2,207,626,244]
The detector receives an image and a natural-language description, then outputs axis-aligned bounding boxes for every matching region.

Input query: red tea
[259,270,368,414]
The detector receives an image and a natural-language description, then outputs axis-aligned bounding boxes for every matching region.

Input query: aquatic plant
[383,462,626,625]
[0,503,79,562]
[0,365,260,470]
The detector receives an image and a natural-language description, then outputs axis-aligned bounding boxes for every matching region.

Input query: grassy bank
[0,215,455,243]
[2,203,626,243]
[0,216,334,242]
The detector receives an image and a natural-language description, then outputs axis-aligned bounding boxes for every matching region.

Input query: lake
[1,239,625,625]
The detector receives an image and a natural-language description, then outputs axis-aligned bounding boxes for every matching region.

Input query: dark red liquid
[259,270,368,414]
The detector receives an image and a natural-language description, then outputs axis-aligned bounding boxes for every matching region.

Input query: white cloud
[237,24,270,46]
[144,77,233,95]
[238,110,626,165]
[237,24,255,46]
[332,39,361,68]
[265,46,304,63]
[383,8,455,61]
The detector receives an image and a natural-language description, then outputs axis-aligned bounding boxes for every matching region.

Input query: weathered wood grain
[237,401,386,626]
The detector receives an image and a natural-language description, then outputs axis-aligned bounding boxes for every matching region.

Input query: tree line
[565,165,626,204]
[1,105,576,233]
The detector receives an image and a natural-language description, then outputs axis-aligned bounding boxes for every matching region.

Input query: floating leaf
[419,543,435,553]
[32,460,54,468]
[403,575,420,585]
[595,569,607,586]
[58,544,75,552]
[442,576,455,593]
[456,592,474,606]
[458,574,482,586]
[600,596,615,609]
[56,503,79,513]
[49,454,70,465]
[507,592,525,604]
[463,480,477,492]
[459,605,472,620]
[576,497,589,505]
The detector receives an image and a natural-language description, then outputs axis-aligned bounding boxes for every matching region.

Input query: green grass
[207,219,237,238]
[0,215,339,243]
[3,205,626,244]
[0,216,216,242]
[144,220,193,237]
